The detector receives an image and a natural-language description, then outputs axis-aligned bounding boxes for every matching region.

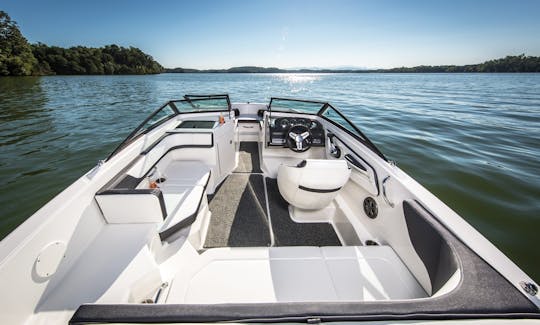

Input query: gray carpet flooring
[234,142,262,173]
[204,141,341,248]
[265,178,342,246]
[204,174,271,248]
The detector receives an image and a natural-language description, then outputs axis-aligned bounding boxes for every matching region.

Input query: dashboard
[268,116,325,147]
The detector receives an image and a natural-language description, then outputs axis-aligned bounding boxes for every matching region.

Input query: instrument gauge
[280,119,290,129]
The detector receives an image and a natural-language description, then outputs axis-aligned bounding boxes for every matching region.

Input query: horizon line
[164,53,536,71]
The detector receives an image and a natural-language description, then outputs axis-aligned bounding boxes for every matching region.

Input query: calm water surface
[1,73,539,280]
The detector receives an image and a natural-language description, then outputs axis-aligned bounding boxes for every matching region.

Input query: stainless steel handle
[382,176,394,208]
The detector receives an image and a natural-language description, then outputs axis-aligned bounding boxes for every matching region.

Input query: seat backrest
[277,159,351,210]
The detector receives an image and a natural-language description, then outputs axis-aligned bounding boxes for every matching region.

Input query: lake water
[1,73,539,280]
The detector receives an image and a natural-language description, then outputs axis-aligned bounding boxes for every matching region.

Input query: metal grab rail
[382,176,395,208]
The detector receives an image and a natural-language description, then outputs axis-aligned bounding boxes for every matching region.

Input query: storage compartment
[237,120,260,141]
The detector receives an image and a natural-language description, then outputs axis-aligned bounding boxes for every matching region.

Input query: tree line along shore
[1,10,540,76]
[165,54,540,74]
[1,11,162,76]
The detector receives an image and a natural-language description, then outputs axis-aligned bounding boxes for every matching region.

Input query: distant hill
[164,66,366,73]
[166,55,540,74]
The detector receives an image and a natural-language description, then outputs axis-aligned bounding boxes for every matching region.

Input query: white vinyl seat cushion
[155,160,210,240]
[165,246,427,303]
[277,159,351,210]
[161,161,211,186]
[159,186,204,238]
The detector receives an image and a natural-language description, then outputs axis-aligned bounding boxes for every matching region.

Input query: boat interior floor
[204,141,342,248]
[266,178,342,246]
[169,140,428,305]
[234,141,262,173]
[204,174,271,248]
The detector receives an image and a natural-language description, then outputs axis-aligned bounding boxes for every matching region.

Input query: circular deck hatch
[35,241,66,278]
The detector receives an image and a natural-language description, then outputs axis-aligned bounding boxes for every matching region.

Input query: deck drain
[363,197,378,219]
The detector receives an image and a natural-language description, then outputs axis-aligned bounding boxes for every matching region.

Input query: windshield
[319,104,387,160]
[269,98,326,114]
[319,105,363,139]
[134,104,176,137]
[172,94,231,113]
[106,95,231,161]
[106,102,177,160]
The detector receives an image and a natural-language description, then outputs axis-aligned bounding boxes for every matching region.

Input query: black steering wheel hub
[286,125,312,152]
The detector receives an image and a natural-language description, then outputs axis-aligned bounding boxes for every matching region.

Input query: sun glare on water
[276,73,322,83]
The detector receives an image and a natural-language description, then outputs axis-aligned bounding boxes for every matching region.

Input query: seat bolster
[277,159,351,210]
[298,159,350,190]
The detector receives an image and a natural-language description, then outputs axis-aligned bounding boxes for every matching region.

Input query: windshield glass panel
[134,104,176,137]
[106,103,177,160]
[173,95,230,113]
[269,98,325,114]
[320,105,364,139]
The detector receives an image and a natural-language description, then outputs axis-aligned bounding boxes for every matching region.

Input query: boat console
[268,116,325,149]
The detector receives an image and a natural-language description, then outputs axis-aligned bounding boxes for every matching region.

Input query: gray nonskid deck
[234,142,262,173]
[205,141,341,248]
[204,173,271,247]
[265,178,342,246]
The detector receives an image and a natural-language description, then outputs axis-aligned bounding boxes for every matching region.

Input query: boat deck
[204,142,341,248]
[165,141,428,304]
[8,99,539,325]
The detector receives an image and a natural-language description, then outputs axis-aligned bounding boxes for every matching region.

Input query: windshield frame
[318,103,387,161]
[172,94,232,113]
[105,102,179,161]
[268,97,327,116]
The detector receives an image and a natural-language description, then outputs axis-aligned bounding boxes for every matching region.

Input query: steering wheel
[286,125,312,152]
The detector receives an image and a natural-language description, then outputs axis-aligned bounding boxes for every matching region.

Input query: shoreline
[2,71,540,78]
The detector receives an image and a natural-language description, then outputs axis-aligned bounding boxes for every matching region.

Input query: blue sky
[3,0,540,69]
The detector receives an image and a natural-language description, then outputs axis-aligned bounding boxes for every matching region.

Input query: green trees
[0,11,37,76]
[0,11,163,76]
[381,55,540,73]
[30,43,164,75]
[475,54,540,72]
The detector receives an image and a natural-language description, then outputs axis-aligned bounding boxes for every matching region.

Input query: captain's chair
[277,159,351,210]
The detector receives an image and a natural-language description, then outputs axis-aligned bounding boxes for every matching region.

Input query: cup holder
[156,177,166,184]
